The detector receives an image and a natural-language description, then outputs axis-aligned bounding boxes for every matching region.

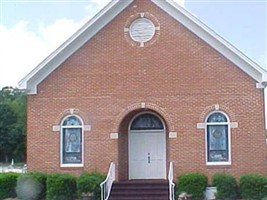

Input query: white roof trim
[153,0,267,83]
[18,0,134,94]
[19,0,267,94]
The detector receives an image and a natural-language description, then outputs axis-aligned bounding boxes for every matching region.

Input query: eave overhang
[18,0,134,94]
[153,0,267,88]
[19,0,267,94]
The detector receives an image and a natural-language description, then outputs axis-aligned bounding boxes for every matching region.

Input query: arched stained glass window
[206,112,230,164]
[63,116,82,126]
[207,113,227,123]
[61,115,83,166]
[130,113,164,130]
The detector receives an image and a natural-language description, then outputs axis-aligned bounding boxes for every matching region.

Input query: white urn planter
[204,187,217,200]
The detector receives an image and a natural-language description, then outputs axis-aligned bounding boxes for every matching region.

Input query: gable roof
[19,0,267,94]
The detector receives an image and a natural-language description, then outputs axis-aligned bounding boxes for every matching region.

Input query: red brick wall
[27,0,267,180]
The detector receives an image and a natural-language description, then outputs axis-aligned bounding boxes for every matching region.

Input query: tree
[0,86,26,162]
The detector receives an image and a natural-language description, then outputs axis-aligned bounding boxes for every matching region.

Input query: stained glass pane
[63,116,82,126]
[130,114,164,130]
[63,128,82,164]
[207,113,227,123]
[207,125,228,162]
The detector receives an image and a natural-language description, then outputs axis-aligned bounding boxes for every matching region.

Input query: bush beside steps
[1,171,267,199]
[0,171,105,200]
[176,172,208,200]
[176,172,267,200]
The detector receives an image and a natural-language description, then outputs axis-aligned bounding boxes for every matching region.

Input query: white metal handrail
[168,162,175,200]
[100,162,115,200]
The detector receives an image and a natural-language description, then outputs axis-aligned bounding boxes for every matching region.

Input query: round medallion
[124,13,160,47]
[129,18,155,43]
[69,133,77,142]
[212,130,222,138]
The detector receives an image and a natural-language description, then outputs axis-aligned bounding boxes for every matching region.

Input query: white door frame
[128,112,167,179]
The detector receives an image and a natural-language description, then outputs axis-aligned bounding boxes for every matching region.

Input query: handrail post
[100,162,115,200]
[168,162,175,200]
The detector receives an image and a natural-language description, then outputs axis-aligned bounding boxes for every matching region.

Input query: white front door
[129,130,166,179]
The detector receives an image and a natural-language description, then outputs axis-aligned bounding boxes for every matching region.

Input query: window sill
[206,162,231,169]
[60,164,84,168]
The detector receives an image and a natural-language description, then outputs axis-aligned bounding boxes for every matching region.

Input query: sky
[0,0,266,89]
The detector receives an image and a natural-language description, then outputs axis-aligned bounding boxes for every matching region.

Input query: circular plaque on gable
[124,13,160,47]
[129,18,155,43]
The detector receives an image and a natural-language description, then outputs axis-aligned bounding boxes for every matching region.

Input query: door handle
[148,153,151,164]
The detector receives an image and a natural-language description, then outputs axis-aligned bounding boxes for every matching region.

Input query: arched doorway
[128,112,166,179]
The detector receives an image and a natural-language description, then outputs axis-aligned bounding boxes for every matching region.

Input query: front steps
[108,180,169,200]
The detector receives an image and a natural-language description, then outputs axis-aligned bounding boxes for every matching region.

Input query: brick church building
[20,0,267,181]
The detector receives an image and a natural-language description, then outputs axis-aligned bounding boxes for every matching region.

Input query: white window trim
[205,111,232,166]
[60,115,84,168]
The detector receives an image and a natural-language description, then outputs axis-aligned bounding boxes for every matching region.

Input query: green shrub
[16,172,47,200]
[239,174,267,200]
[0,172,20,199]
[77,172,105,199]
[212,173,237,200]
[46,173,77,200]
[177,172,208,200]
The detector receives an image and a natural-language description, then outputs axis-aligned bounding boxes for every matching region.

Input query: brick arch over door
[117,108,169,181]
[113,103,174,133]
